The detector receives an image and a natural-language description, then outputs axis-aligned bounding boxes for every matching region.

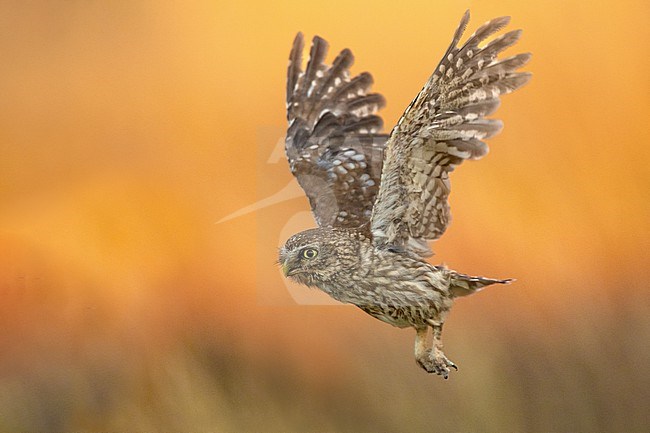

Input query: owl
[279,11,530,378]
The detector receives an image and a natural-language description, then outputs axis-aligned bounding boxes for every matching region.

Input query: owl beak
[281,259,292,277]
[282,259,302,277]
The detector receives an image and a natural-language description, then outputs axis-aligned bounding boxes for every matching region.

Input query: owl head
[279,227,358,286]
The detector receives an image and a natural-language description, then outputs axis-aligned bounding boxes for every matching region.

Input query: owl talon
[416,349,457,378]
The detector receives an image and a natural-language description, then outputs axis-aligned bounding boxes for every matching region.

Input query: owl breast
[322,249,453,328]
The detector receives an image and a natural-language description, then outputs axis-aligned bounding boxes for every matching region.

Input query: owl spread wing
[285,33,388,228]
[370,11,531,257]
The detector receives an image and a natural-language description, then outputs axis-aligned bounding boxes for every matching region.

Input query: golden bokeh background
[1,0,649,431]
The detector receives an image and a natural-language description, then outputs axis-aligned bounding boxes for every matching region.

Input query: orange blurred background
[1,1,649,431]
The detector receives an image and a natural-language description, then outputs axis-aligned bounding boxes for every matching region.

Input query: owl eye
[301,248,318,259]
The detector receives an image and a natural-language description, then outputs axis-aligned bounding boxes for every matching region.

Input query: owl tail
[448,271,513,297]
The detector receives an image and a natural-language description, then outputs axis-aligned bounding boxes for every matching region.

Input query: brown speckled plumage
[280,11,529,378]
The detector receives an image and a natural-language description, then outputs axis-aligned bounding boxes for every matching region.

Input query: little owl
[279,10,530,378]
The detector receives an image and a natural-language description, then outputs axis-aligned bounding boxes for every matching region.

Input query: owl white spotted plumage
[279,10,530,378]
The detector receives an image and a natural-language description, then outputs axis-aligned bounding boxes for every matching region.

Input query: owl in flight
[279,11,530,378]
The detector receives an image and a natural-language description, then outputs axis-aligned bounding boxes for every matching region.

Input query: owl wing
[285,33,388,228]
[370,11,531,257]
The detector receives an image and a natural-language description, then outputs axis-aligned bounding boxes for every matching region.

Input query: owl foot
[416,348,458,379]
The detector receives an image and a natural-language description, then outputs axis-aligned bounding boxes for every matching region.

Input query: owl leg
[415,320,457,378]
[414,326,431,370]
[429,321,457,379]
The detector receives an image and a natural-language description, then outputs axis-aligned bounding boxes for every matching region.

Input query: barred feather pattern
[370,10,531,256]
[285,33,388,228]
